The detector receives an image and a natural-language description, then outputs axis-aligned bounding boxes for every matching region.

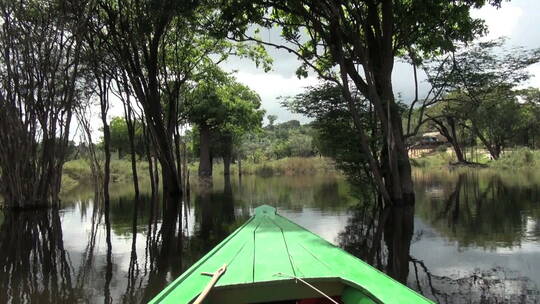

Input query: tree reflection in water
[337,193,414,284]
[1,172,540,303]
[0,208,75,303]
[338,171,540,304]
[410,260,540,304]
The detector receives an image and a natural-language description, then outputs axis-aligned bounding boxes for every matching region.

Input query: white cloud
[233,71,320,123]
[528,64,540,88]
[472,4,523,40]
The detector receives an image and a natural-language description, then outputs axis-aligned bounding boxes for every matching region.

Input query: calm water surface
[1,169,539,303]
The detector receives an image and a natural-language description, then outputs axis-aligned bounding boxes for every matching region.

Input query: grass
[410,150,456,168]
[189,156,336,177]
[411,146,540,170]
[488,147,540,169]
[61,156,336,193]
[61,147,540,193]
[61,158,152,193]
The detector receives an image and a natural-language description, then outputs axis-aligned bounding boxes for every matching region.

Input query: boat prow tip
[254,204,277,215]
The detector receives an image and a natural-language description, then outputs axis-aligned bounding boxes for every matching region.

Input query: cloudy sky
[81,1,540,141]
[218,0,540,125]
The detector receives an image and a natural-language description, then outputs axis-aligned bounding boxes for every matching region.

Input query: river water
[0,169,539,303]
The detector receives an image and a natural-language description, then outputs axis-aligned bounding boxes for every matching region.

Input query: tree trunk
[238,157,242,178]
[472,125,501,160]
[198,123,212,177]
[99,76,111,209]
[451,141,466,163]
[223,134,232,177]
[104,195,113,304]
[431,117,466,163]
[99,76,113,304]
[145,130,157,202]
[123,99,140,202]
[384,204,414,284]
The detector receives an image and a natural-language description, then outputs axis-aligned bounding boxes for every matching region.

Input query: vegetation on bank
[61,156,336,192]
[61,159,153,193]
[192,157,335,177]
[411,147,540,170]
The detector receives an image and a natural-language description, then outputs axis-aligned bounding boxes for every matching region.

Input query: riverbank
[61,149,540,193]
[411,147,540,170]
[61,156,337,192]
[190,156,336,177]
[61,159,153,193]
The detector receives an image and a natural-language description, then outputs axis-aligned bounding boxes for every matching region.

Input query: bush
[61,158,152,192]
[63,159,93,182]
[490,148,539,169]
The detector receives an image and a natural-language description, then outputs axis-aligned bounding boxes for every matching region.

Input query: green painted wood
[342,286,377,304]
[253,216,296,282]
[270,213,431,304]
[148,205,434,304]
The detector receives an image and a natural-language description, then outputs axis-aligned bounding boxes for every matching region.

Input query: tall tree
[93,0,193,207]
[424,95,471,163]
[93,0,270,205]
[428,39,540,159]
[466,88,523,159]
[225,0,501,204]
[223,0,504,282]
[516,88,540,148]
[185,70,264,177]
[0,0,91,208]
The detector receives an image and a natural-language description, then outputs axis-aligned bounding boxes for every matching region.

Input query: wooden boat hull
[149,205,434,304]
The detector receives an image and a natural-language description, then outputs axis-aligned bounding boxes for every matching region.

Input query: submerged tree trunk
[97,74,112,217]
[384,204,414,284]
[0,0,84,208]
[222,134,233,177]
[123,98,140,202]
[198,123,212,178]
[238,157,242,178]
[142,122,158,202]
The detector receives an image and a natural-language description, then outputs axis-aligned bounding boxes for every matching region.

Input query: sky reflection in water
[0,170,539,303]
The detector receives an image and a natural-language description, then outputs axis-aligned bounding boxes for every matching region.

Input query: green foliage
[489,148,540,170]
[424,40,540,159]
[471,88,522,146]
[61,158,153,191]
[267,115,277,127]
[190,157,335,176]
[284,83,375,184]
[185,69,265,165]
[222,0,503,79]
[108,117,145,157]
[185,69,265,136]
[239,118,317,162]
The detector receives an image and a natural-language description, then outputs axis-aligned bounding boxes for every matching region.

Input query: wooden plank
[149,215,263,304]
[253,216,296,282]
[269,215,336,279]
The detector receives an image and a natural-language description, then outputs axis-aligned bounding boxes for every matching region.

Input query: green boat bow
[149,205,434,304]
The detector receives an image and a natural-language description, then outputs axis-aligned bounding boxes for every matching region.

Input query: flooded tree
[224,0,504,214]
[338,193,414,283]
[0,0,91,208]
[184,69,265,179]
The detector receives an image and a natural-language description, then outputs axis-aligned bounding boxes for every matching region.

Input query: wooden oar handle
[193,264,227,304]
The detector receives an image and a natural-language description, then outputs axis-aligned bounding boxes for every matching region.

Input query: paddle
[193,264,227,304]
